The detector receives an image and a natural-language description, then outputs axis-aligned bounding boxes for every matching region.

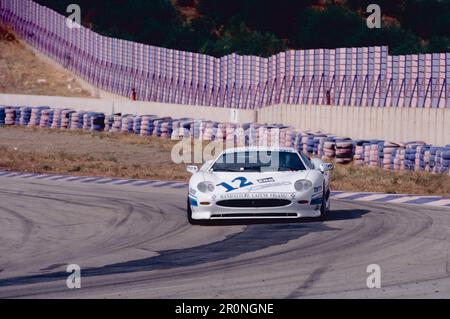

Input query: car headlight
[294,179,313,192]
[197,181,215,193]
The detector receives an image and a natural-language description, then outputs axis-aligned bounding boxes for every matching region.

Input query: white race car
[186,147,333,224]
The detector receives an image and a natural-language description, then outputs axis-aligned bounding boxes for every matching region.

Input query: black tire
[319,184,329,220]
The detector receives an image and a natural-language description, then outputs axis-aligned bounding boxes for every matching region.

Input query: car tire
[319,185,329,220]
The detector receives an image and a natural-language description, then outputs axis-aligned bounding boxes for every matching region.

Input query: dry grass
[0,126,189,181]
[331,163,450,196]
[0,23,92,98]
[1,126,449,195]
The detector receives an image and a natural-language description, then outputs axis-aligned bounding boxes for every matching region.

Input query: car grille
[216,199,291,208]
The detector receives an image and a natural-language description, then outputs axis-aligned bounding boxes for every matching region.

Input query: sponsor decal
[247,181,291,191]
[219,192,290,200]
[189,195,198,206]
[257,177,275,184]
[216,176,253,192]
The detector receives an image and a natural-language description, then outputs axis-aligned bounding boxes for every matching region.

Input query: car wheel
[319,185,328,220]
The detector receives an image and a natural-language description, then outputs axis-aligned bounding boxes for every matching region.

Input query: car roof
[221,146,298,154]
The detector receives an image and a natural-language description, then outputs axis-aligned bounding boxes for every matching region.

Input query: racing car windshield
[211,151,307,172]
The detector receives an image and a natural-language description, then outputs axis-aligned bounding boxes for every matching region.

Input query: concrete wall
[257,104,450,146]
[0,93,257,124]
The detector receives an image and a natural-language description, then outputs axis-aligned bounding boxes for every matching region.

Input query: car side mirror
[186,165,198,174]
[319,163,333,173]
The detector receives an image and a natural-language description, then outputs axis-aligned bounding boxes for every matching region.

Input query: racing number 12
[217,177,253,192]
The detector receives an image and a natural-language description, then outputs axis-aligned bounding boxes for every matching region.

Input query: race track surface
[0,176,449,298]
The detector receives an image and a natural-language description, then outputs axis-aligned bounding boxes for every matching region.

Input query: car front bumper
[189,191,323,220]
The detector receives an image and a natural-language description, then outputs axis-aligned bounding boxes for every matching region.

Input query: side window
[299,152,314,169]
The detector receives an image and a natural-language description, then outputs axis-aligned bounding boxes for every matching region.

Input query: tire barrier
[120,115,135,134]
[39,108,54,128]
[19,106,32,126]
[5,107,16,125]
[139,115,158,136]
[1,104,449,175]
[111,114,123,133]
[335,138,354,164]
[28,106,50,128]
[91,112,105,132]
[104,114,114,132]
[0,106,5,126]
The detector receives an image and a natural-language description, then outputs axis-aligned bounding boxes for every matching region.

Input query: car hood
[203,170,311,194]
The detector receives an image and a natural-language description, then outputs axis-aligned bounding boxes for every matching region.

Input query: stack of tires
[19,107,32,126]
[170,120,182,140]
[382,142,400,170]
[313,134,327,156]
[60,110,75,129]
[215,122,227,141]
[434,147,450,173]
[111,114,123,133]
[369,141,381,167]
[82,112,93,131]
[5,107,16,125]
[202,121,218,141]
[171,119,192,140]
[140,115,157,136]
[91,113,105,132]
[322,137,336,161]
[353,140,367,166]
[159,119,173,138]
[39,108,54,128]
[104,114,114,132]
[225,123,238,147]
[283,128,297,148]
[70,111,85,130]
[133,116,142,135]
[180,119,193,139]
[28,106,50,128]
[404,143,423,171]
[428,147,441,172]
[334,138,353,164]
[14,107,21,125]
[50,109,62,129]
[304,134,315,155]
[0,106,5,126]
[416,145,430,171]
[121,115,135,133]
[189,120,202,139]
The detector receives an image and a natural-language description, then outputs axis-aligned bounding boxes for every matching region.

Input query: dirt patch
[0,23,92,98]
[0,126,189,181]
[1,126,450,196]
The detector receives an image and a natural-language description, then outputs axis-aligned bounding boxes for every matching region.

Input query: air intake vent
[216,199,291,208]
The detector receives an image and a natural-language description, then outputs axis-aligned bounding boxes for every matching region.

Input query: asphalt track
[0,175,449,299]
